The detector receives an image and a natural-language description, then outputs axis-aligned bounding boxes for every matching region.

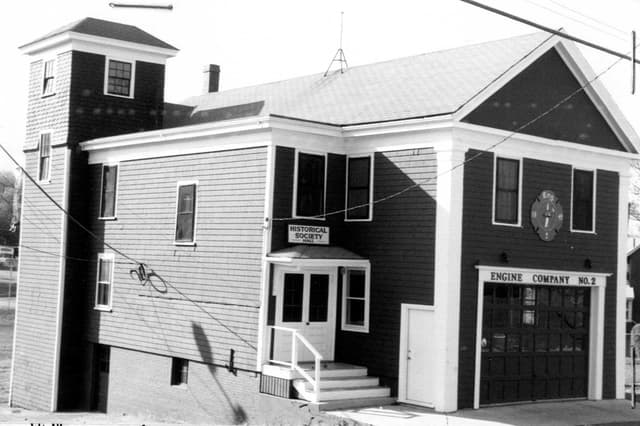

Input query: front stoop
[292,362,393,408]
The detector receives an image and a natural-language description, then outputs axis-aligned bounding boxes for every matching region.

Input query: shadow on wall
[191,321,247,425]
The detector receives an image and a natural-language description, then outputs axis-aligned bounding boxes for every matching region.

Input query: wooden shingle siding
[457,150,619,408]
[85,147,267,370]
[12,147,68,410]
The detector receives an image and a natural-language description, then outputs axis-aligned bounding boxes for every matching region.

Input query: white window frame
[98,163,119,220]
[492,155,523,227]
[174,180,199,246]
[344,154,374,222]
[41,57,56,97]
[340,266,371,333]
[95,252,115,311]
[104,57,136,99]
[570,167,597,234]
[292,150,328,220]
[37,131,53,184]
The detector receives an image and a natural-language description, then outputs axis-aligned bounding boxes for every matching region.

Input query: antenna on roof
[324,12,348,77]
[109,2,173,10]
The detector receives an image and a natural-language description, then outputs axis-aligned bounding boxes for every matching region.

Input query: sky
[1,0,639,169]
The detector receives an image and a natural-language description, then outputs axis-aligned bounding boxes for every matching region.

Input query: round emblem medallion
[530,190,563,242]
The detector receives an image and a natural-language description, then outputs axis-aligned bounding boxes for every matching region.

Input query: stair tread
[322,385,390,392]
[297,375,376,382]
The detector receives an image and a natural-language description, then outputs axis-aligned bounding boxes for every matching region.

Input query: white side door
[398,304,435,407]
[272,266,337,362]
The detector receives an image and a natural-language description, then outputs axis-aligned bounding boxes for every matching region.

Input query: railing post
[314,356,321,401]
[291,331,298,370]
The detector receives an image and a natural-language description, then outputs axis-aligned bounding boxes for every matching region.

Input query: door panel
[402,306,435,406]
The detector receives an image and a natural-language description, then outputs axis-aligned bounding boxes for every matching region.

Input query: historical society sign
[288,224,330,245]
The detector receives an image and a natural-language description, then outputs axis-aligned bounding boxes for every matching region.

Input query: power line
[273,45,631,221]
[519,0,627,42]
[460,0,640,65]
[0,141,139,265]
[546,0,628,36]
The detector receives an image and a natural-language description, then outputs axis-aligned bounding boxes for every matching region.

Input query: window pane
[347,157,371,220]
[495,158,519,223]
[98,258,112,283]
[572,170,594,231]
[348,270,365,298]
[101,165,118,217]
[176,213,194,241]
[296,153,325,217]
[348,157,370,187]
[282,274,303,322]
[347,299,365,326]
[107,60,132,96]
[309,274,328,322]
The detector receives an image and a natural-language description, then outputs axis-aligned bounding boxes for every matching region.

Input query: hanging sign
[288,225,329,245]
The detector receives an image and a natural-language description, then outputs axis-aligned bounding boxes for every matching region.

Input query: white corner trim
[431,144,466,412]
[257,144,275,370]
[51,147,70,411]
[616,174,631,398]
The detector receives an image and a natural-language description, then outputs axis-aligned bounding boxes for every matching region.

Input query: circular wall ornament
[530,190,563,242]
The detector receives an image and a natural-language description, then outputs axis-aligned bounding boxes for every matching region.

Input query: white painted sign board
[288,225,329,245]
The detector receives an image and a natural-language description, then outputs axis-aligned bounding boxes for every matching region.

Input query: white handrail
[269,325,323,401]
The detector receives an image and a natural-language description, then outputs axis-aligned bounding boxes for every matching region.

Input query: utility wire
[546,0,628,36]
[273,45,631,221]
[0,141,139,265]
[520,0,627,42]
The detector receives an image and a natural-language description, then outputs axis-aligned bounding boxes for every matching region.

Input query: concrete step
[301,376,379,391]
[317,385,391,401]
[301,365,368,379]
[319,396,397,411]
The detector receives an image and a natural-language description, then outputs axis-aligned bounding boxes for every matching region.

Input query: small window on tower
[105,59,134,98]
[38,133,52,182]
[171,358,188,386]
[42,59,55,97]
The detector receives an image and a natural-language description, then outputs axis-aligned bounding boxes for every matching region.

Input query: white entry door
[399,304,435,407]
[272,266,337,362]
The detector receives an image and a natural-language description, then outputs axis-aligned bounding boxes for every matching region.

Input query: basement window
[171,358,189,386]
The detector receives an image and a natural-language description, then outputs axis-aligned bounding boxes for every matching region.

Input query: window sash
[282,273,304,322]
[344,269,367,328]
[171,358,188,385]
[494,158,519,224]
[96,256,113,308]
[296,153,325,217]
[107,60,132,97]
[572,170,594,231]
[38,134,51,181]
[175,184,196,242]
[347,157,371,220]
[100,165,118,218]
[42,60,55,96]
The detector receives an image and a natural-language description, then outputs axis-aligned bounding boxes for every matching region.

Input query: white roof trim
[20,31,177,61]
[453,33,640,154]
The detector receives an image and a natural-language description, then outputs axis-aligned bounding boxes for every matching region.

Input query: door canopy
[266,245,369,268]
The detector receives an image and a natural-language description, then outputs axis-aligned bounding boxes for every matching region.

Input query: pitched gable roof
[21,17,177,50]
[181,32,552,126]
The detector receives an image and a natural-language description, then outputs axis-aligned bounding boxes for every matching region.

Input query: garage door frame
[473,265,611,409]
